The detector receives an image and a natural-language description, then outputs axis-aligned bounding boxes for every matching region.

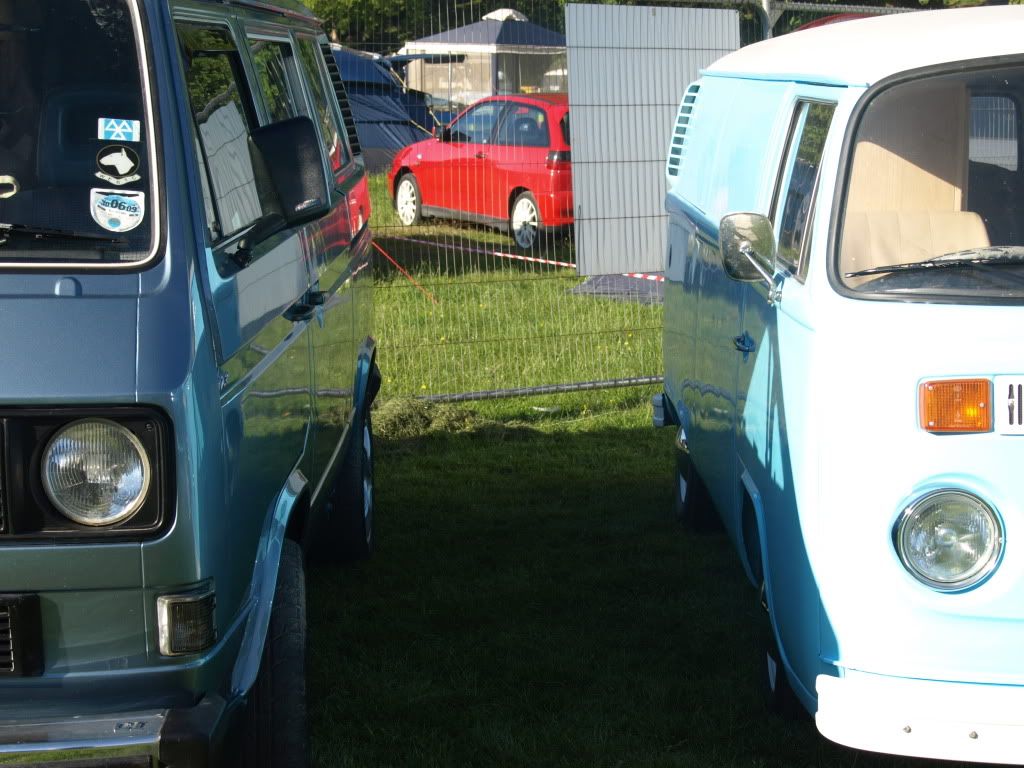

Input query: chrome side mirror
[719,212,777,284]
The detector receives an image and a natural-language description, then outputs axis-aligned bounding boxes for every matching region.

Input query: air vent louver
[0,595,42,677]
[321,44,362,158]
[666,83,701,179]
[0,604,11,673]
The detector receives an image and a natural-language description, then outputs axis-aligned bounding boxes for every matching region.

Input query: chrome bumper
[0,695,226,766]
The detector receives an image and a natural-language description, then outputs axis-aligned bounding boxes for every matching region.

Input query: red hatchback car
[388,94,572,249]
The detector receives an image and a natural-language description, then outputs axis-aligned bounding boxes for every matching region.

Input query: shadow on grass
[306,402,985,768]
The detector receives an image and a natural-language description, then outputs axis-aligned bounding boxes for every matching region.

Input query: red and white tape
[389,235,577,269]
[622,272,665,283]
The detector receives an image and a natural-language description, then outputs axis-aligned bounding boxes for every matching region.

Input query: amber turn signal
[919,379,992,433]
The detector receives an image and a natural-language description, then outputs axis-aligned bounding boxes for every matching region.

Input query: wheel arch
[508,186,531,218]
[739,467,817,712]
[230,469,310,698]
[353,336,380,416]
[392,167,413,198]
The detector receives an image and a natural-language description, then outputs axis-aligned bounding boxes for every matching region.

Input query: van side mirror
[231,117,331,269]
[250,117,331,227]
[719,212,777,284]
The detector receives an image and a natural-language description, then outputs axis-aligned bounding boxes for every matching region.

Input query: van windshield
[0,0,154,265]
[839,65,1024,299]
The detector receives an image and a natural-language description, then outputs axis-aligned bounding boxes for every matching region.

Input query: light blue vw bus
[0,0,377,764]
[658,7,1024,762]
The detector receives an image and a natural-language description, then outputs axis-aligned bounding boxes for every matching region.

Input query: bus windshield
[839,64,1024,299]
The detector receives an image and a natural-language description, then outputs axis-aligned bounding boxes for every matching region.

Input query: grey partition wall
[567,4,740,275]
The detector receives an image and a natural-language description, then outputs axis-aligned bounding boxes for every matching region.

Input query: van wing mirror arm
[231,213,286,269]
[739,240,773,284]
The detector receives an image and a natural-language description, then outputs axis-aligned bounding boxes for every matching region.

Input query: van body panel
[0,0,377,759]
[662,11,1024,760]
[812,298,1024,684]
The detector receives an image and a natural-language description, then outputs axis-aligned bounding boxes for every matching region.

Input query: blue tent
[332,46,433,172]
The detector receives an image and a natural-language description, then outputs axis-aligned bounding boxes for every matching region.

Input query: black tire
[673,451,718,532]
[326,408,375,563]
[394,173,422,227]
[510,191,541,249]
[242,539,308,768]
[761,583,803,720]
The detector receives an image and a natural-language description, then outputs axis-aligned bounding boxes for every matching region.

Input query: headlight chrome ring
[895,490,1003,592]
[41,418,152,527]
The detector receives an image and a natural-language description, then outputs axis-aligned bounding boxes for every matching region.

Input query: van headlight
[896,490,1003,591]
[41,419,152,526]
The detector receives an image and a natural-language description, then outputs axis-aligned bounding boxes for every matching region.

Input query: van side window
[967,95,1020,246]
[773,102,835,273]
[296,36,350,178]
[176,22,271,241]
[249,38,306,123]
[970,95,1018,171]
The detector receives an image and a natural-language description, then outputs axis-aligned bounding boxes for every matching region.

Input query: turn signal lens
[919,379,991,433]
[157,589,216,656]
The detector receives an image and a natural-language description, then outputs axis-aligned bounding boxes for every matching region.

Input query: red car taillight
[546,150,571,170]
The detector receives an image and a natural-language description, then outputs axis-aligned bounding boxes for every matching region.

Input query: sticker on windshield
[0,175,17,199]
[95,145,141,186]
[90,189,145,233]
[97,118,141,143]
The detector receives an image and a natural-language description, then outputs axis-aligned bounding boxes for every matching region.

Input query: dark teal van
[0,0,378,764]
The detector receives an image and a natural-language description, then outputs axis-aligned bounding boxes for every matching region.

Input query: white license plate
[994,376,1024,434]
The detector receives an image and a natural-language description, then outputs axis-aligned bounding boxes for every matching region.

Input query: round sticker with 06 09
[90,189,145,233]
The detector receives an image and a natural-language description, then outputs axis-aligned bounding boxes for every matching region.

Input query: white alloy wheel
[511,192,540,249]
[395,176,421,226]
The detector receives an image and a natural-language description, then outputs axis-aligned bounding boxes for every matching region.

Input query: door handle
[285,301,314,323]
[733,332,755,355]
[475,151,487,159]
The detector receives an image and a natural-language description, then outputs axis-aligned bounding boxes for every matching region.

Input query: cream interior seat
[841,210,991,280]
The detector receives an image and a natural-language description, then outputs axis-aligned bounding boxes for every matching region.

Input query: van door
[174,18,313,559]
[694,226,744,525]
[293,35,360,494]
[736,98,836,698]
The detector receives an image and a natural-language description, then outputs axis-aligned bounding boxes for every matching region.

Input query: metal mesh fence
[320,0,898,400]
[371,226,666,399]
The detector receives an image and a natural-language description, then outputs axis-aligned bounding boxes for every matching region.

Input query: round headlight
[42,419,151,526]
[896,490,1003,591]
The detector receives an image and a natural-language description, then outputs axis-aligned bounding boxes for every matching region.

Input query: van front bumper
[0,694,228,766]
[817,671,1024,764]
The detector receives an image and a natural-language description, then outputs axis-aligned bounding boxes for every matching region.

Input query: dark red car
[388,94,572,249]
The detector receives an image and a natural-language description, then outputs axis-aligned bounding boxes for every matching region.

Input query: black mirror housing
[250,116,331,227]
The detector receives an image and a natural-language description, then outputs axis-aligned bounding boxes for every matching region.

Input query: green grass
[307,393,975,767]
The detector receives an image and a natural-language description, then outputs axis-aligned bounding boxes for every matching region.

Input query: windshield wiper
[0,222,125,247]
[845,246,1024,278]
